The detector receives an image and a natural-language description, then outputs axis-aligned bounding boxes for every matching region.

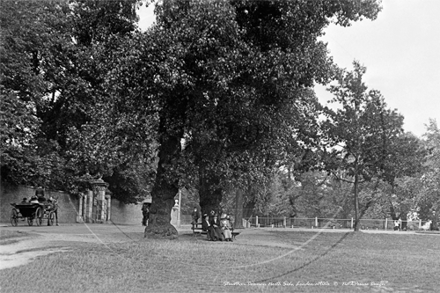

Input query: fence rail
[247,216,433,231]
[178,214,433,231]
[179,214,251,228]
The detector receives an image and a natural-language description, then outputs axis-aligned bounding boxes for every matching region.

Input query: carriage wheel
[48,211,55,226]
[10,209,18,227]
[35,207,43,226]
[28,217,33,226]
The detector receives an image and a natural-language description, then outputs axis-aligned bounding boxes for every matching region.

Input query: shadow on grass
[256,232,351,283]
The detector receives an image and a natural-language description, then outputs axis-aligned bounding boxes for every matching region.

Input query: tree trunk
[144,133,180,239]
[198,169,222,217]
[243,199,255,219]
[234,188,244,229]
[353,174,360,231]
[400,212,408,231]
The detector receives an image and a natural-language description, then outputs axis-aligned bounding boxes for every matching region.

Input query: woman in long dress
[220,214,232,241]
[210,214,223,241]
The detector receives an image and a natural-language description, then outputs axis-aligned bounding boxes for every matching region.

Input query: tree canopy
[1,0,396,237]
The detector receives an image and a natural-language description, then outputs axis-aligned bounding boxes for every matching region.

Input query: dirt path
[0,223,144,270]
[0,233,71,270]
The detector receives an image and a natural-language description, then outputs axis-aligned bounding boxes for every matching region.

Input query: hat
[221,213,227,219]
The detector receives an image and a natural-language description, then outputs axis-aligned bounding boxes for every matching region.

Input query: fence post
[283,217,286,228]
[351,218,354,229]
[256,216,259,228]
[385,218,388,230]
[419,219,422,229]
[315,217,318,227]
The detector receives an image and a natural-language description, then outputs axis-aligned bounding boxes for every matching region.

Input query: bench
[191,223,240,240]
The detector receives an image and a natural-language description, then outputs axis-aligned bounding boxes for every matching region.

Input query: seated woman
[210,213,223,241]
[201,214,209,231]
[30,196,40,204]
[220,214,233,242]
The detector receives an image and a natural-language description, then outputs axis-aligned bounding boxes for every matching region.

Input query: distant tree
[380,133,426,228]
[418,120,440,229]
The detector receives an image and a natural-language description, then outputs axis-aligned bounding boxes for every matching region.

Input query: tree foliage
[0,0,152,202]
[321,61,405,230]
[1,0,384,237]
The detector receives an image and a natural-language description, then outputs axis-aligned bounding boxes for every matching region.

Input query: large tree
[2,0,382,238]
[111,0,380,238]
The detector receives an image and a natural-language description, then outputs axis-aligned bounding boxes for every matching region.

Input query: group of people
[20,186,55,205]
[17,186,59,226]
[192,208,234,242]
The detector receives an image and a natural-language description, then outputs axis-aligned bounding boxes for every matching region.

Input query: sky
[138,0,440,138]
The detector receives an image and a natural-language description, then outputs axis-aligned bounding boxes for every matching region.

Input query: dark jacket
[191,210,200,221]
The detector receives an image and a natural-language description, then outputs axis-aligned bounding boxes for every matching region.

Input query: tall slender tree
[322,61,405,231]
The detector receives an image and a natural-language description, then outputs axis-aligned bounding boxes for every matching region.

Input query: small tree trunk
[243,199,255,219]
[144,133,180,239]
[353,174,360,231]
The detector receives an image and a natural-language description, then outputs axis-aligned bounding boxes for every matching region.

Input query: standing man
[142,203,150,226]
[35,186,45,202]
[191,207,200,229]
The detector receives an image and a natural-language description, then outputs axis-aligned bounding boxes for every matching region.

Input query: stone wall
[1,182,145,226]
[0,183,78,224]
[110,199,143,226]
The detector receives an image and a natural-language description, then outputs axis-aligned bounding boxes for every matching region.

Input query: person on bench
[201,214,212,240]
[220,213,233,242]
[210,213,223,241]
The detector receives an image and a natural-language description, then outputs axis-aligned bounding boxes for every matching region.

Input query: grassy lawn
[0,230,32,245]
[0,230,438,293]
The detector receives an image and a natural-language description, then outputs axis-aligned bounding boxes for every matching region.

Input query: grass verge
[0,230,32,245]
[0,230,438,293]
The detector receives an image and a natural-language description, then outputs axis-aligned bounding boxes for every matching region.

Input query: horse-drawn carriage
[10,199,58,227]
